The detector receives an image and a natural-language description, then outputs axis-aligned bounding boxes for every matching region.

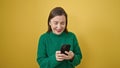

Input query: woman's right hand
[56,51,64,61]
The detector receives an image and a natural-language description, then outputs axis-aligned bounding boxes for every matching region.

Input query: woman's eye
[61,22,65,25]
[54,22,58,25]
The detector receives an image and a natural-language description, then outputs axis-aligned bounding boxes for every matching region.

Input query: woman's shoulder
[39,32,50,39]
[67,31,76,38]
[67,31,76,36]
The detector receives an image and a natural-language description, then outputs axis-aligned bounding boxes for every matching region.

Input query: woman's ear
[49,22,51,26]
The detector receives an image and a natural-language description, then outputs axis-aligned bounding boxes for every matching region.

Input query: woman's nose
[57,24,61,29]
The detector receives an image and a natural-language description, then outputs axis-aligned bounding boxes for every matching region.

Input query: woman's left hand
[62,51,74,60]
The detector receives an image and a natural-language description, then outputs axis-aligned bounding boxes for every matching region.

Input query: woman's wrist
[70,55,74,62]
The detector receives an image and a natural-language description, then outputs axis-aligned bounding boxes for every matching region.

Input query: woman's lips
[56,29,62,32]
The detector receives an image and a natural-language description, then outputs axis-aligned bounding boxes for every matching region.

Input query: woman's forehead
[51,15,66,22]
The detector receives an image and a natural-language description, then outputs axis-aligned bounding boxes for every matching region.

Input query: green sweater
[37,32,82,68]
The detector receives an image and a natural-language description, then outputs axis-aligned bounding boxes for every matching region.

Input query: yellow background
[0,0,120,68]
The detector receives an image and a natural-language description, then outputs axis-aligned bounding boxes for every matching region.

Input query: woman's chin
[55,32,61,35]
[54,31,63,35]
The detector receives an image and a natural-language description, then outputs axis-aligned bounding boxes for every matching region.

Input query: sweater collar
[50,31,66,37]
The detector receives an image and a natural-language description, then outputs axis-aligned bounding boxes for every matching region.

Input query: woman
[37,7,82,68]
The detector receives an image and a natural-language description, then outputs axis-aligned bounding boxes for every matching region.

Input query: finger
[57,58,64,61]
[69,51,73,53]
[56,56,64,61]
[65,51,69,54]
[56,51,61,54]
[57,54,64,57]
[63,55,69,58]
[61,54,69,59]
[57,56,64,59]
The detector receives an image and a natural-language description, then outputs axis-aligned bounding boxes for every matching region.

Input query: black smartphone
[60,44,71,55]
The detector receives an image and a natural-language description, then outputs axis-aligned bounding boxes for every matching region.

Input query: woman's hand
[56,51,65,61]
[56,51,74,61]
[63,51,74,60]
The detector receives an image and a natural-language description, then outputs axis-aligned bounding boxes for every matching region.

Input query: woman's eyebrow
[53,20,58,22]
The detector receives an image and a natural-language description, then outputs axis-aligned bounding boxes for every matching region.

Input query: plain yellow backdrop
[0,0,120,68]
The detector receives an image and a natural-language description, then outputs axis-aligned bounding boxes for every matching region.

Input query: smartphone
[60,44,71,55]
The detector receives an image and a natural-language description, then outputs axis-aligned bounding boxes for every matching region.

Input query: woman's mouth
[56,29,62,33]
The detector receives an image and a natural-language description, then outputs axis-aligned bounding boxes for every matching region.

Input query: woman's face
[49,15,66,35]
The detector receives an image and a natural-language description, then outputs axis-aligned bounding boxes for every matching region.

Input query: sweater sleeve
[37,35,60,68]
[68,34,82,66]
